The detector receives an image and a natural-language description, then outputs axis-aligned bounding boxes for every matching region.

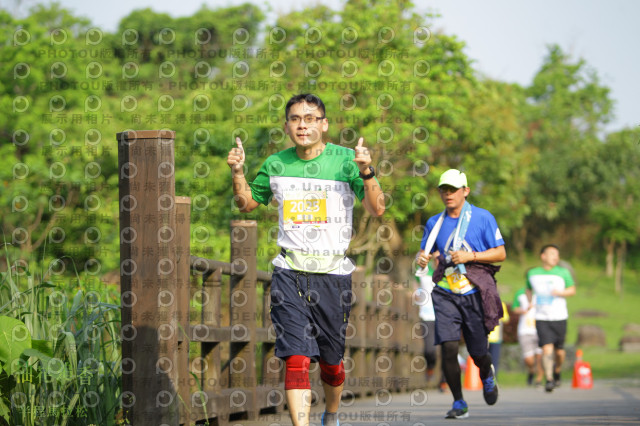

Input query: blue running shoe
[445,399,469,419]
[321,411,339,426]
[482,365,499,405]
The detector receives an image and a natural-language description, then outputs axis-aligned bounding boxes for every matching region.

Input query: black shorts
[270,267,352,365]
[536,320,567,349]
[431,286,489,358]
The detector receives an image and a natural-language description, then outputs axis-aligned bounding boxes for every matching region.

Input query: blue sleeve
[481,211,504,249]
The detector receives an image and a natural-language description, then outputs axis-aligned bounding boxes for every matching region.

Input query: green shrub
[0,252,121,426]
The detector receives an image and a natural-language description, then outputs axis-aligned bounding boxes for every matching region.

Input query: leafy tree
[463,80,534,262]
[591,127,640,292]
[1,2,634,290]
[0,3,267,276]
[0,4,119,276]
[522,45,614,255]
[227,0,522,279]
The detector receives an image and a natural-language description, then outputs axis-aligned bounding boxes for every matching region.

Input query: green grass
[495,348,640,389]
[495,254,640,385]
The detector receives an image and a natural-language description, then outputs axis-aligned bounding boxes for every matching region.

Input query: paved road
[237,379,640,425]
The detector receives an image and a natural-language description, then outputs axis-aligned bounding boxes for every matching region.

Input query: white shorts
[518,334,542,359]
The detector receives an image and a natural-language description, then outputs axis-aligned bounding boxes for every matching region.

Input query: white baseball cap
[438,169,468,188]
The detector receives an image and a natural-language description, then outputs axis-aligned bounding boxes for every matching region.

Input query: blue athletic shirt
[420,204,504,254]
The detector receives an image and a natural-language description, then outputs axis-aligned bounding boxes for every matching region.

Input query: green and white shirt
[526,266,575,321]
[512,288,537,336]
[250,143,369,274]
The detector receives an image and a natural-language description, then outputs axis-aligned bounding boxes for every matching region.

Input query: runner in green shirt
[526,244,576,392]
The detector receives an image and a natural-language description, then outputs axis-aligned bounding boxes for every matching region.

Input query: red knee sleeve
[319,360,345,387]
[285,355,311,390]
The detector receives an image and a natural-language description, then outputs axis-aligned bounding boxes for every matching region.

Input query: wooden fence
[117,130,428,425]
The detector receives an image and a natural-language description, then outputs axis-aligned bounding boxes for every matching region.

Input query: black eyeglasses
[287,115,325,124]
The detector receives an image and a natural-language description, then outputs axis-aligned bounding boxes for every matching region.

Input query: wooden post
[401,288,417,390]
[201,269,222,403]
[175,196,191,425]
[117,130,179,425]
[363,274,376,396]
[389,283,408,391]
[348,267,367,396]
[372,274,392,391]
[409,287,427,389]
[261,275,283,411]
[229,220,258,419]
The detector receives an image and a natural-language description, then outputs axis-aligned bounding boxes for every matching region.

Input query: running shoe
[527,373,534,386]
[321,411,339,426]
[553,371,561,387]
[545,380,555,392]
[482,365,498,405]
[445,399,469,419]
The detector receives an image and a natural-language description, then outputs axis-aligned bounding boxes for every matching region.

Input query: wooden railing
[117,130,427,425]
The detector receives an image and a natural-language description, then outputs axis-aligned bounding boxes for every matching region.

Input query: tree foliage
[0,1,637,286]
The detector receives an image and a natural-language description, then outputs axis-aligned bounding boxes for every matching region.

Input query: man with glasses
[227,93,385,426]
[416,168,505,419]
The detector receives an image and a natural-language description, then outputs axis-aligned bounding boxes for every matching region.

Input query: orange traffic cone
[572,349,593,389]
[463,355,483,390]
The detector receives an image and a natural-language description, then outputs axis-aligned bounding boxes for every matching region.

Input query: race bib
[282,190,328,230]
[445,267,472,294]
[537,294,554,306]
[526,316,536,328]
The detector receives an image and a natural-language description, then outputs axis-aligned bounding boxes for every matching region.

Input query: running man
[416,168,506,419]
[227,93,385,426]
[526,244,576,392]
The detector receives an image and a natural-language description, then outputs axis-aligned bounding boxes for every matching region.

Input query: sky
[12,0,639,133]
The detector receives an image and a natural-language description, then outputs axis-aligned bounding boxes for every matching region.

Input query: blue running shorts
[270,266,352,365]
[431,285,489,358]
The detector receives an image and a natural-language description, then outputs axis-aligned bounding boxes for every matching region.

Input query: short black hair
[540,244,560,255]
[285,93,326,119]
